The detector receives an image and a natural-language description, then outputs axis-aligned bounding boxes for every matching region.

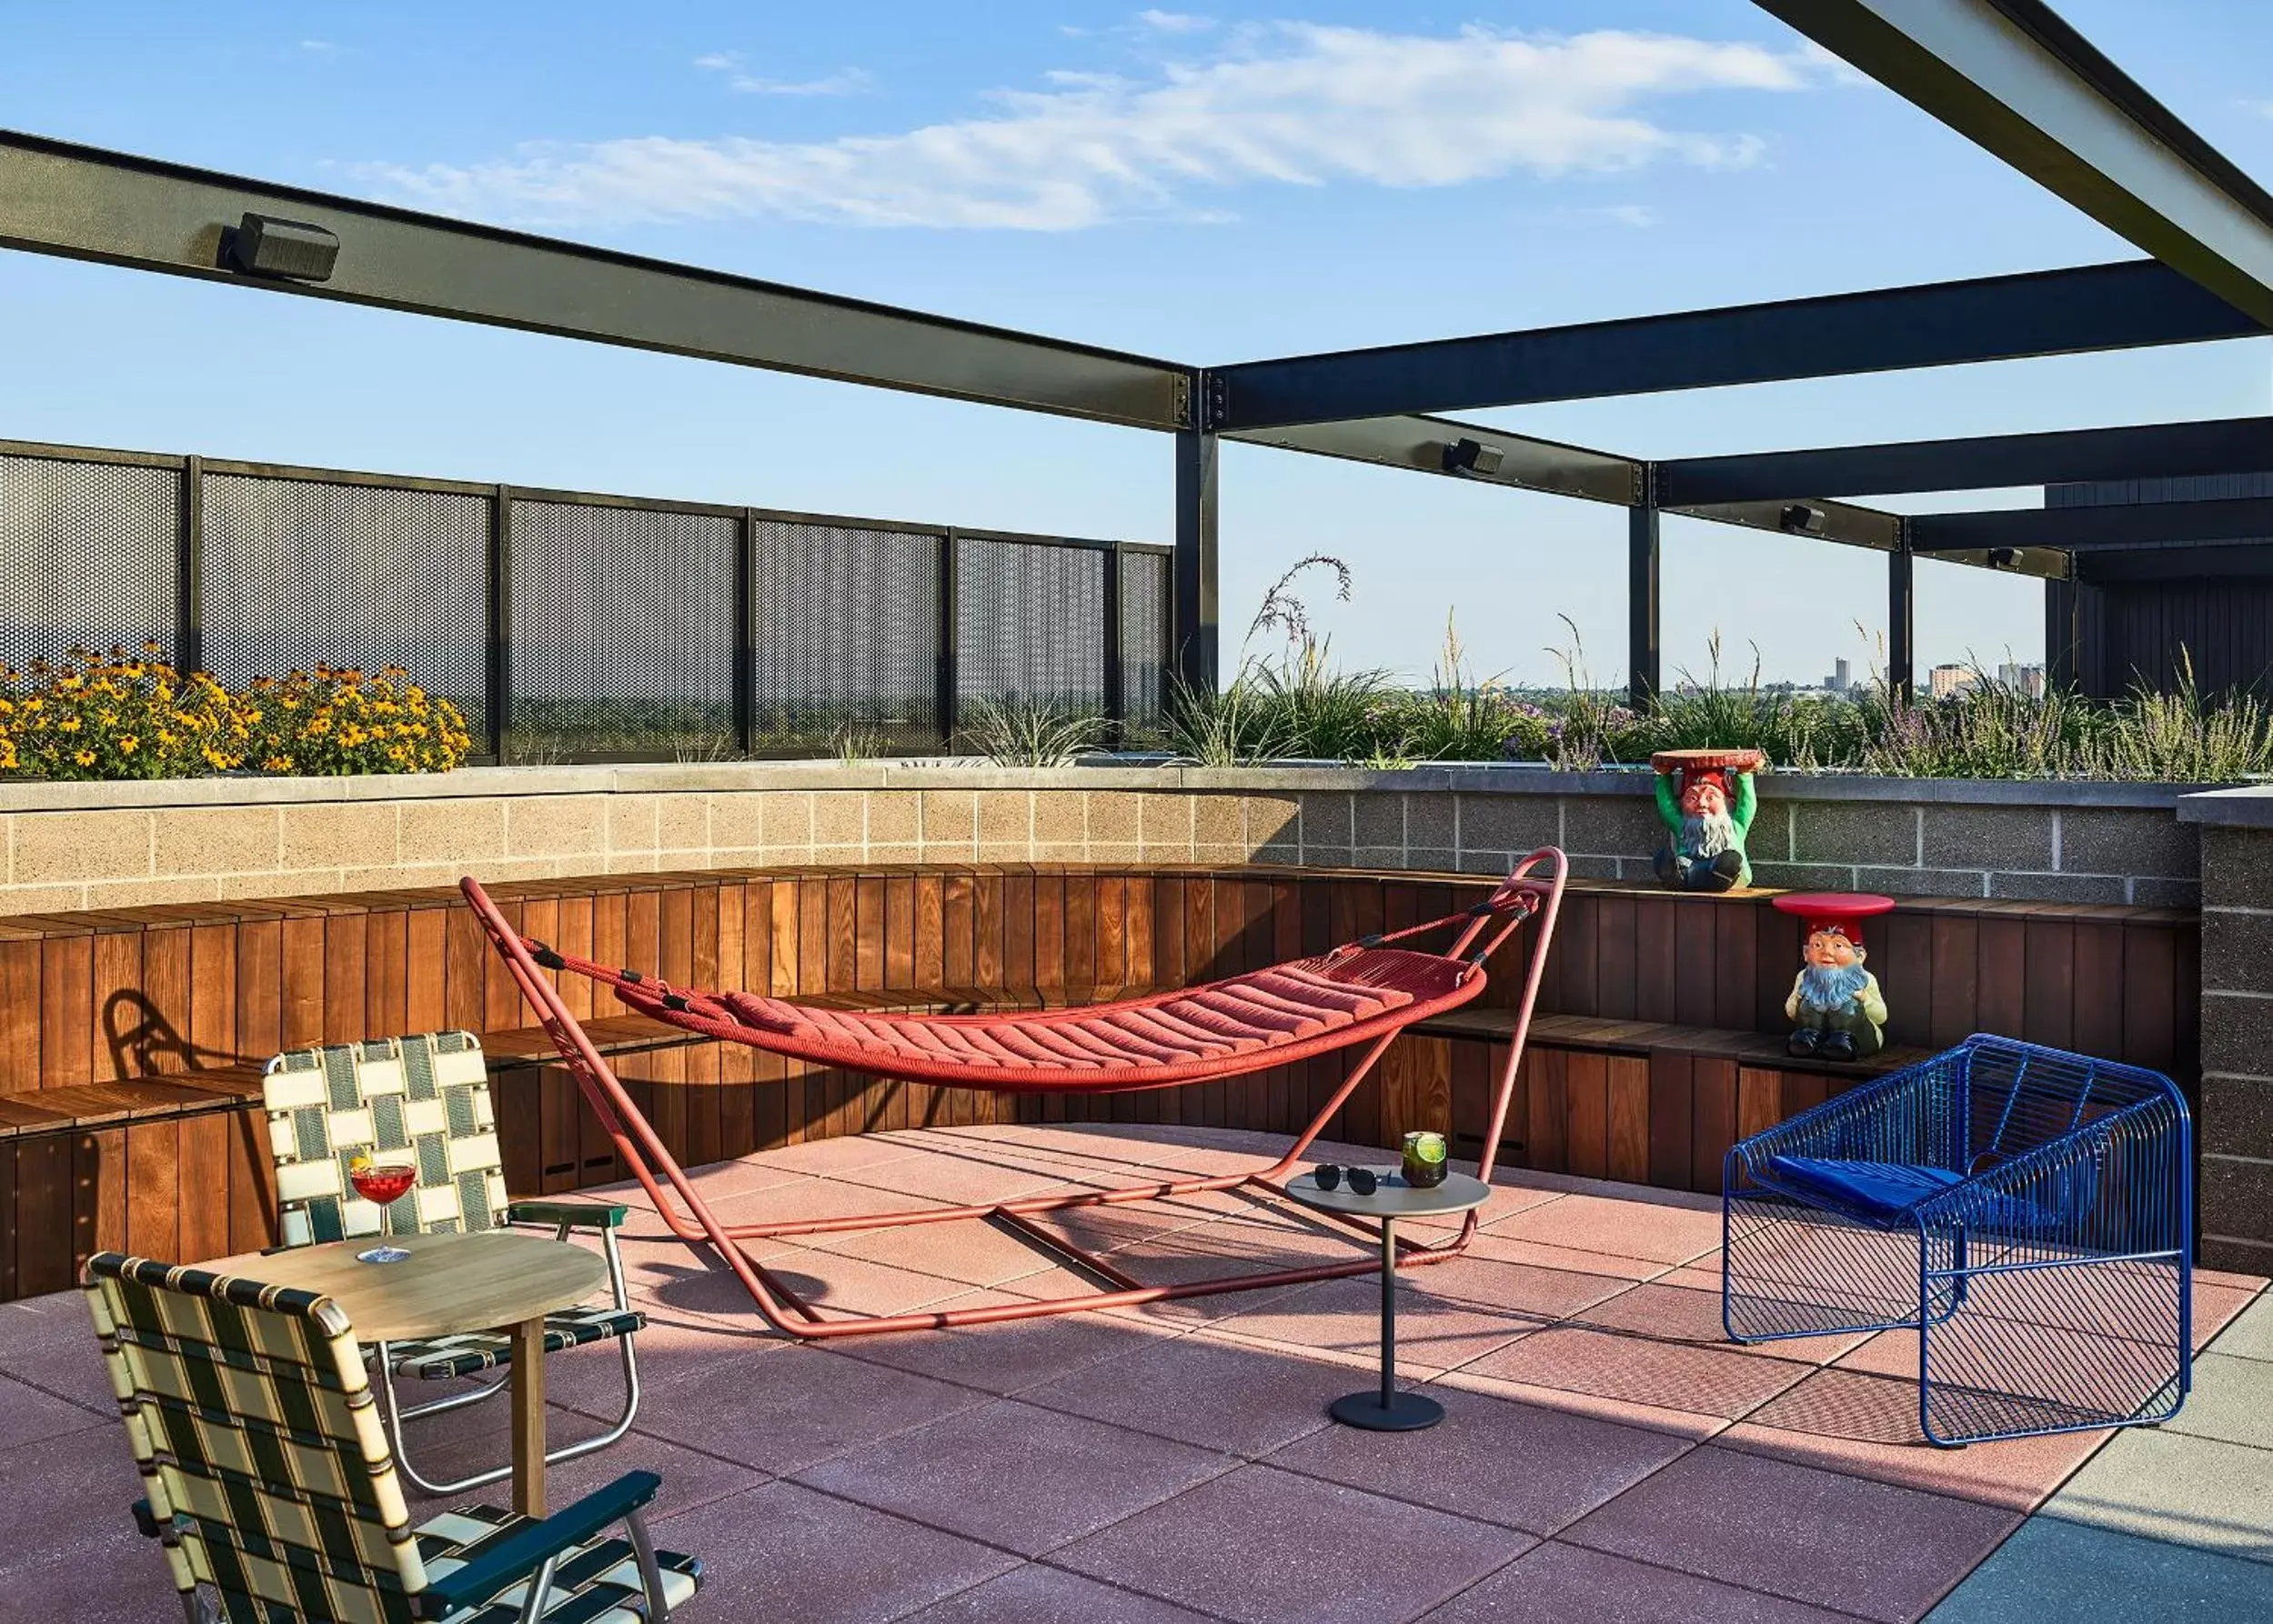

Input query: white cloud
[299,39,337,54]
[2242,97,2273,118]
[1594,203,1658,227]
[1136,9,1215,31]
[369,25,1825,231]
[695,51,872,97]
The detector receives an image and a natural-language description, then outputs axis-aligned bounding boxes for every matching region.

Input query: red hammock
[462,848,1566,1339]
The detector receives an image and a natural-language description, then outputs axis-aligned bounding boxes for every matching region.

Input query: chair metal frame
[1723,1032,2193,1448]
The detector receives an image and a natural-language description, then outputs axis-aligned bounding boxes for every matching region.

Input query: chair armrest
[413,1470,661,1619]
[508,1200,629,1230]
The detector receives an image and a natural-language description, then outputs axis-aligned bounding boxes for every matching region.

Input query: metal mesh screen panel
[509,499,737,758]
[1121,549,1171,729]
[957,539,1106,713]
[200,475,490,737]
[753,520,940,751]
[0,454,178,672]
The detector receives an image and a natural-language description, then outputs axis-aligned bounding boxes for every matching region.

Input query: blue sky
[5,2,2271,687]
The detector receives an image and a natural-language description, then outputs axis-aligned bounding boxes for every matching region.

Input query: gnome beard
[1797,961,1871,1013]
[1682,809,1738,858]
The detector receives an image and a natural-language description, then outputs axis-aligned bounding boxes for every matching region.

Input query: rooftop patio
[7,1123,2265,1623]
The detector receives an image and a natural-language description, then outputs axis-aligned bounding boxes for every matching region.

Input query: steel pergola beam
[1223,414,1635,506]
[1659,416,2273,504]
[1755,0,2273,325]
[1911,494,2273,552]
[1205,259,2258,431]
[2078,544,2273,583]
[0,129,1189,429]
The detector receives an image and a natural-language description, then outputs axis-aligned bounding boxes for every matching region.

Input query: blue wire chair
[1723,1034,2192,1448]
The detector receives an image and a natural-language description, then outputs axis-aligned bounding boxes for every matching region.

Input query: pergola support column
[1628,472,1661,708]
[1888,531,1916,700]
[1173,418,1220,695]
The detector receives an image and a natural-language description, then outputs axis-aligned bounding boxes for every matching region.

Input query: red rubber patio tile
[1414,1540,1858,1624]
[1200,1273,1540,1377]
[1716,1366,2111,1510]
[1560,1445,2021,1623]
[831,1288,1184,1396]
[1489,1192,1723,1267]
[901,1564,1220,1622]
[1576,1279,1874,1365]
[649,1479,1021,1624]
[794,1397,1232,1556]
[1264,1386,1692,1535]
[1052,1463,1534,1624]
[0,1295,119,1416]
[1020,1331,1359,1456]
[0,1370,109,1453]
[1453,1325,1813,1427]
[625,1343,988,1474]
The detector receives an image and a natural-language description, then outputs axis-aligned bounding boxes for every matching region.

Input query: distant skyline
[4,3,2270,687]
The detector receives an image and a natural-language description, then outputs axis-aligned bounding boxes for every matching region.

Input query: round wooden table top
[215,1231,607,1343]
[1650,747,1766,775]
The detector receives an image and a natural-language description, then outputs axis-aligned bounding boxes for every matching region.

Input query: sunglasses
[1312,1163,1378,1196]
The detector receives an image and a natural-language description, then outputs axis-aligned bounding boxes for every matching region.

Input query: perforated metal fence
[0,436,1173,761]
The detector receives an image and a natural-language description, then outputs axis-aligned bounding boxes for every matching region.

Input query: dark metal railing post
[1888,523,1916,701]
[938,529,960,751]
[176,454,203,674]
[1173,371,1220,695]
[488,485,512,762]
[1103,541,1127,747]
[735,509,757,756]
[1627,462,1660,709]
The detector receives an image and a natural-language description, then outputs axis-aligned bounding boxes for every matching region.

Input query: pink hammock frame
[462,849,1566,1339]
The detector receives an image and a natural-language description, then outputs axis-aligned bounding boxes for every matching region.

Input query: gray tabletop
[1282,1168,1492,1219]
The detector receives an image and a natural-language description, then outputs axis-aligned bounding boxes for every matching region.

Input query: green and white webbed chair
[85,1252,700,1624]
[263,1031,643,1495]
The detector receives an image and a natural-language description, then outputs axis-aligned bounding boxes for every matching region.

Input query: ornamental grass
[0,645,472,781]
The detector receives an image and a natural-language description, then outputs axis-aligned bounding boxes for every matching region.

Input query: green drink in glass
[1401,1130,1448,1188]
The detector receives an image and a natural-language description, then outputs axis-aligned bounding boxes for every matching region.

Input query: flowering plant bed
[0,646,472,781]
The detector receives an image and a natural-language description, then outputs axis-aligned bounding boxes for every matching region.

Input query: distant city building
[1928,664,1978,699]
[1996,662,2047,697]
[1822,657,1853,695]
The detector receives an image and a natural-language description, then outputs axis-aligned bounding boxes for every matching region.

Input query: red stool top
[1774,891,1896,945]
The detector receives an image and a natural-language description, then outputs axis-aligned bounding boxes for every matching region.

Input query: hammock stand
[461,848,1566,1340]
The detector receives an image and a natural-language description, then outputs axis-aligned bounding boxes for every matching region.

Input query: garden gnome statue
[1650,748,1765,892]
[1773,893,1896,1061]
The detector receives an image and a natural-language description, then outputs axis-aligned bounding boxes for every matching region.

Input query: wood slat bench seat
[0,1069,266,1140]
[1416,1007,1931,1079]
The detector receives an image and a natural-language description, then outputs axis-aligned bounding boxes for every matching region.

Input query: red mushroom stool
[1773,892,1896,1061]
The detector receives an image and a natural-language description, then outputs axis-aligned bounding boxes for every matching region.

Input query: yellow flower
[116,735,138,753]
[262,755,292,773]
[74,749,96,767]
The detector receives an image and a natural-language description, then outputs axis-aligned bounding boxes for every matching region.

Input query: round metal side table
[1283,1167,1492,1431]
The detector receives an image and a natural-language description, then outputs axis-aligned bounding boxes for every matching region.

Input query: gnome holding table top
[1775,892,1895,1061]
[1651,748,1765,892]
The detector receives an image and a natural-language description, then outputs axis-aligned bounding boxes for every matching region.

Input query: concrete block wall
[2183,789,2273,1273]
[0,763,2206,917]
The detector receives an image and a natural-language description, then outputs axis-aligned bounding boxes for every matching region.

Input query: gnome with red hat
[1775,893,1895,1061]
[1650,748,1763,892]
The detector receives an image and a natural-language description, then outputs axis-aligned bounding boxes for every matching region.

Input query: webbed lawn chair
[1724,1033,2192,1447]
[85,1251,699,1623]
[263,1031,643,1493]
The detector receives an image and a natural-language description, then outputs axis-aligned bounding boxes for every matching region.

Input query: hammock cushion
[613,947,1482,1094]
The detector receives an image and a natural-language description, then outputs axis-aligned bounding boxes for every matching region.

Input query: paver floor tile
[0,1296,116,1414]
[0,1427,152,1584]
[1488,1193,1722,1267]
[626,1344,987,1474]
[2164,1349,2273,1450]
[0,1370,108,1452]
[1200,1274,1538,1376]
[902,1565,1220,1622]
[2048,1426,2273,1566]
[831,1288,1182,1395]
[1454,1325,1812,1425]
[1264,1387,1691,1534]
[1053,1463,1534,1624]
[1925,1514,2273,1622]
[1579,1279,1871,1365]
[400,1413,770,1522]
[2205,1289,2273,1361]
[795,1398,1232,1556]
[1561,1445,2021,1623]
[649,1479,1021,1624]
[1416,1539,1859,1623]
[1718,1367,2109,1510]
[1020,1332,1353,1455]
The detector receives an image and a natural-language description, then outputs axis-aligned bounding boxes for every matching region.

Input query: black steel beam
[1223,414,1634,506]
[1912,496,2273,553]
[1628,494,1661,709]
[0,129,1188,428]
[1669,497,1905,555]
[1208,260,2258,430]
[1757,0,2273,324]
[2077,544,2273,583]
[1887,538,1914,699]
[1660,416,2273,505]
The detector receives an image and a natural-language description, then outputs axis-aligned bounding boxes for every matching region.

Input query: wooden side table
[213,1229,606,1516]
[1283,1167,1493,1431]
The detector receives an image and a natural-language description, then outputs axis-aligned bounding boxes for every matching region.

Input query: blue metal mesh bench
[1722,1033,2192,1448]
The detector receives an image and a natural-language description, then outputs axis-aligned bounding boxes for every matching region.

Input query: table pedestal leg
[511,1318,548,1518]
[1327,1217,1444,1431]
